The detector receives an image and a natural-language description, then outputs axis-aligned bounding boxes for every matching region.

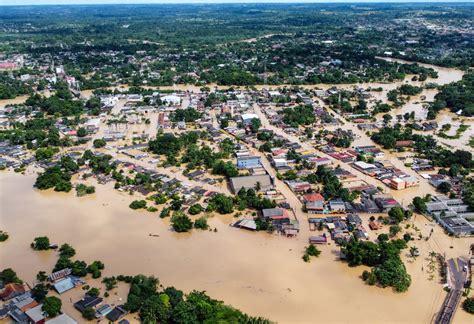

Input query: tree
[75,184,95,197]
[305,244,321,257]
[59,243,76,258]
[193,217,209,230]
[82,307,96,320]
[31,283,48,302]
[208,194,234,214]
[34,166,72,192]
[35,147,58,161]
[171,212,193,233]
[36,271,47,282]
[93,138,106,148]
[42,296,62,317]
[383,114,393,125]
[412,196,427,213]
[0,268,22,284]
[77,127,88,137]
[463,297,474,314]
[409,246,419,258]
[437,181,451,194]
[388,207,406,223]
[31,236,50,250]
[250,118,261,133]
[129,200,147,210]
[87,261,105,278]
[87,287,100,297]
[378,234,389,242]
[389,225,401,237]
[188,204,203,215]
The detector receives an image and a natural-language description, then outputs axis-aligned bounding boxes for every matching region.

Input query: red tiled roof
[303,193,324,202]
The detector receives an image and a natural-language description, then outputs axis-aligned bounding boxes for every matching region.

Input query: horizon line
[2,1,474,7]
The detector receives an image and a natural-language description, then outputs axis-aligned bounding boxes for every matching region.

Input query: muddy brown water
[1,172,473,323]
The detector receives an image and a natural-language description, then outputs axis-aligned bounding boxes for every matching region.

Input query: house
[161,95,181,105]
[84,118,101,133]
[232,218,257,231]
[311,157,332,167]
[95,304,113,318]
[49,269,72,282]
[309,235,328,244]
[395,140,414,148]
[46,313,78,324]
[303,193,325,214]
[329,199,346,213]
[237,156,261,169]
[389,177,406,190]
[286,181,311,193]
[230,174,272,193]
[53,277,75,294]
[354,226,369,240]
[240,113,259,125]
[262,208,289,220]
[106,306,128,322]
[303,193,324,203]
[74,295,103,313]
[0,283,26,301]
[25,304,46,324]
[187,170,205,180]
[346,214,362,226]
[402,175,419,188]
[369,221,382,231]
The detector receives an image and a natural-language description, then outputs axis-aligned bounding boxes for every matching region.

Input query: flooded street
[1,172,472,323]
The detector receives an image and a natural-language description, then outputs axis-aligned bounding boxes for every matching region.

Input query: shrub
[193,217,209,230]
[129,200,147,210]
[31,236,50,250]
[171,211,193,233]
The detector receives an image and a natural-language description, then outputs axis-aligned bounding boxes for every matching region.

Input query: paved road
[435,258,468,324]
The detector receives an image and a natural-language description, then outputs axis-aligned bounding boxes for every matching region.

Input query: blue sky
[1,0,470,5]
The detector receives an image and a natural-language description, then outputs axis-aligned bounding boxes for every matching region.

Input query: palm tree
[410,246,419,258]
[255,181,261,192]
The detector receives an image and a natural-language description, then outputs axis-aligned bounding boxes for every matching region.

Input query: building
[236,156,261,169]
[161,95,181,105]
[230,174,272,193]
[53,277,75,294]
[46,314,78,324]
[84,118,101,133]
[309,235,328,244]
[329,199,346,213]
[303,193,325,214]
[0,283,26,301]
[74,296,103,314]
[25,304,45,324]
[425,196,474,236]
[49,269,72,282]
[106,306,128,322]
[262,208,290,220]
[240,113,259,125]
[389,177,406,190]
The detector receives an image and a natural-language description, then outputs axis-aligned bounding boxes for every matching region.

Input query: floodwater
[1,171,473,323]
[0,60,473,323]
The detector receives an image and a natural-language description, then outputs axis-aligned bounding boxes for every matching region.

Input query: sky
[0,0,470,5]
